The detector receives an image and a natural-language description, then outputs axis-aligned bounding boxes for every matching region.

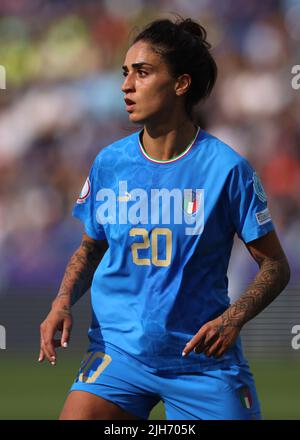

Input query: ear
[174,74,191,96]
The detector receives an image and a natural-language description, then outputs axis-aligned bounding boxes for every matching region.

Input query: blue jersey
[73,128,274,373]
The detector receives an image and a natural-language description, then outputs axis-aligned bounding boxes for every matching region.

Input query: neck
[142,118,197,162]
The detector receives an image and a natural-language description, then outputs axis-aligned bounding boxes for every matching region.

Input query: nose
[121,73,135,94]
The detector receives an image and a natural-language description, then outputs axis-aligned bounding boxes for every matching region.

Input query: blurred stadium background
[0,0,300,420]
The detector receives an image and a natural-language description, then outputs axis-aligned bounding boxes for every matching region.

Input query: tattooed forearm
[56,303,72,319]
[53,239,108,308]
[222,255,290,329]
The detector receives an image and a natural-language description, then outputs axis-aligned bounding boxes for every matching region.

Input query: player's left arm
[182,230,291,358]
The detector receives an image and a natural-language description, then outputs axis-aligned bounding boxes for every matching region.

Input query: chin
[128,112,147,125]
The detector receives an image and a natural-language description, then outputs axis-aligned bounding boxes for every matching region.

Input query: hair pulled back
[133,17,218,115]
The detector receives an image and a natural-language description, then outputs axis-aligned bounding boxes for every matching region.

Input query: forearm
[222,255,290,329]
[53,238,105,308]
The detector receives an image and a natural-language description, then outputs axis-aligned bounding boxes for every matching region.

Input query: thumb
[61,320,72,348]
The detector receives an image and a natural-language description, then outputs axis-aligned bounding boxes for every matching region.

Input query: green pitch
[0,353,299,419]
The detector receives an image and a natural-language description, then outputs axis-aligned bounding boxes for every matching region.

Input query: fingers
[202,337,223,358]
[61,319,72,349]
[43,328,57,363]
[182,319,240,359]
[38,331,46,363]
[39,338,62,364]
[39,322,58,365]
[39,316,73,365]
[213,344,228,359]
[182,328,206,356]
[194,332,219,354]
[39,305,73,366]
[182,322,224,358]
[38,347,45,363]
[183,331,223,358]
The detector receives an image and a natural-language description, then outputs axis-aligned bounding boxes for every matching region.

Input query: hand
[39,299,73,366]
[182,314,241,359]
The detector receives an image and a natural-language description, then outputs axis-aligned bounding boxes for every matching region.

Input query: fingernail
[62,342,68,348]
[38,357,42,362]
[182,351,186,357]
[51,361,56,366]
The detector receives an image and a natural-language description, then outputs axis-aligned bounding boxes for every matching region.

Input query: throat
[140,125,199,163]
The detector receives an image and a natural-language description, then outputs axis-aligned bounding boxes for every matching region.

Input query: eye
[138,70,148,78]
[122,71,128,77]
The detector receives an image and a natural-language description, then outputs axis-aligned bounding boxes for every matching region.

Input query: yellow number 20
[129,227,172,267]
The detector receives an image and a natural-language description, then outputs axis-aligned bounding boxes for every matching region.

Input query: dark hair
[133,17,218,115]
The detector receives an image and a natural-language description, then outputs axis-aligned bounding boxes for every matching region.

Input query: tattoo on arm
[57,304,72,318]
[221,255,290,329]
[55,239,107,307]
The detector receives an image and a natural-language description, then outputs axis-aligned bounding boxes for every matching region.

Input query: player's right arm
[39,232,108,365]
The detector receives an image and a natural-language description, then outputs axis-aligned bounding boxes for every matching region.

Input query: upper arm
[227,160,274,244]
[245,230,289,267]
[72,157,107,242]
[81,232,109,256]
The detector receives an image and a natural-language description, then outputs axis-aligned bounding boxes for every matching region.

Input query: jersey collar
[138,126,201,165]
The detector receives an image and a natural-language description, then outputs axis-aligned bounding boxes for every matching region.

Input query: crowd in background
[0,0,300,296]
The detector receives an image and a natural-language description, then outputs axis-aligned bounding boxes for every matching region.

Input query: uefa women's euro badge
[253,172,267,203]
[77,177,91,204]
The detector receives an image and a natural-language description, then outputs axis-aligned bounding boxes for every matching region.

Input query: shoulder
[199,129,252,172]
[93,131,139,168]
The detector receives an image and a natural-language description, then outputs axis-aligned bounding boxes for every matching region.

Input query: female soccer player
[39,18,290,420]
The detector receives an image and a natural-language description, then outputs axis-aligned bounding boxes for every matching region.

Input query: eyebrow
[122,62,153,70]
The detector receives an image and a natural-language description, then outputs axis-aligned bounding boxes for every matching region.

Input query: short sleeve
[227,159,275,243]
[72,158,106,240]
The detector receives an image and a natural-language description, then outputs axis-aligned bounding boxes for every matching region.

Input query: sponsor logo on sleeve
[256,208,272,225]
[77,177,91,204]
[253,172,267,202]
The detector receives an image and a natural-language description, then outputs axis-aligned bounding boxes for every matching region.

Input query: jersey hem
[87,339,246,375]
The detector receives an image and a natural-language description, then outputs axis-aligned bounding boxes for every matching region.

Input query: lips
[124,98,136,105]
[124,98,136,113]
